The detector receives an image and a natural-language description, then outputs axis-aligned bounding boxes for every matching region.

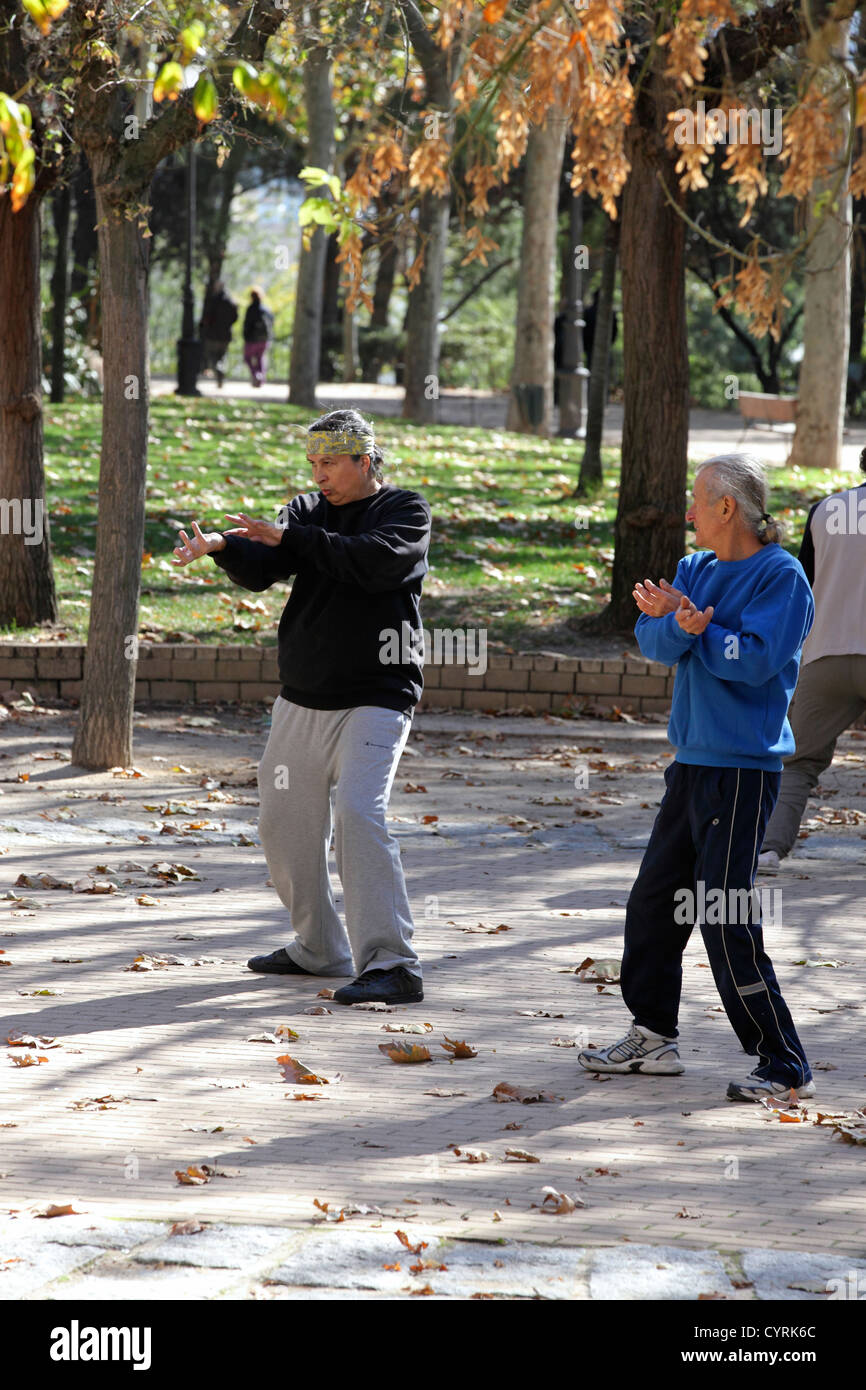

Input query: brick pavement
[1,700,865,1293]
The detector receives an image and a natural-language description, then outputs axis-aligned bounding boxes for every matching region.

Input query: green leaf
[192,73,218,124]
[153,60,184,104]
[179,20,206,63]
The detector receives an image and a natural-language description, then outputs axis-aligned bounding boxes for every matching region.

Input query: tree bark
[506,108,568,435]
[288,42,335,407]
[788,50,851,471]
[0,188,58,628]
[600,71,690,630]
[50,182,72,404]
[70,154,100,346]
[371,232,398,328]
[70,162,151,770]
[578,209,620,493]
[402,186,451,420]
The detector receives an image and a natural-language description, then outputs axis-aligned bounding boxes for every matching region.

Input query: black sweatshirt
[211,485,431,712]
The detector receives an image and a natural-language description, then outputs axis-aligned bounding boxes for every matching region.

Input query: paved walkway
[1,698,865,1299]
[152,376,866,472]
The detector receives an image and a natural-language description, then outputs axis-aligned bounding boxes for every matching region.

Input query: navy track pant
[621,762,811,1088]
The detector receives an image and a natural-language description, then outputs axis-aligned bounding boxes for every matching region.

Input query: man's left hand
[222,512,284,547]
[674,595,714,634]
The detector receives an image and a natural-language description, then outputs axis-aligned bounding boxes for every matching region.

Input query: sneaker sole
[334,991,424,1006]
[727,1080,816,1102]
[578,1054,684,1075]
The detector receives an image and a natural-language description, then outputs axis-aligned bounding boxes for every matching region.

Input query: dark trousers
[621,762,811,1088]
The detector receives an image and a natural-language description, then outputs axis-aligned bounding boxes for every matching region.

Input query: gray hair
[695,452,785,545]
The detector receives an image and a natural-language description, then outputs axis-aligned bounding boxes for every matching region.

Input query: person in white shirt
[759,449,866,869]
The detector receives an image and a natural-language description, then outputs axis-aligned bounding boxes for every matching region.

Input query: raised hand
[673,594,714,634]
[222,512,284,547]
[633,576,686,617]
[172,519,227,567]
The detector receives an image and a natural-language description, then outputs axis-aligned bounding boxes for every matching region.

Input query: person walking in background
[578,452,815,1102]
[242,287,274,387]
[758,448,866,871]
[199,280,238,388]
[170,409,431,1006]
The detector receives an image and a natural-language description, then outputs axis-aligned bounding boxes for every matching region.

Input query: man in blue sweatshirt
[578,452,815,1101]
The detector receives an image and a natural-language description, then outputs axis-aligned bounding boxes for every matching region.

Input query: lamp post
[176,108,201,396]
[557,185,590,438]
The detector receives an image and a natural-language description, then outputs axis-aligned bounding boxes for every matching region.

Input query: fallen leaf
[303,1006,332,1015]
[395,1230,428,1256]
[540,1187,583,1214]
[378,1042,432,1063]
[174,1166,209,1185]
[492,1082,556,1104]
[423,1088,467,1097]
[550,1037,576,1048]
[352,1002,393,1012]
[504,1148,540,1163]
[34,1203,81,1218]
[6,1034,61,1048]
[170,1220,206,1236]
[246,1033,281,1044]
[277,1054,332,1085]
[275,1025,300,1040]
[675,1207,701,1218]
[452,1147,490,1163]
[317,988,335,1000]
[575,956,621,983]
[410,1284,435,1295]
[292,1093,324,1101]
[9,1054,49,1067]
[440,1037,477,1059]
[382,1022,433,1035]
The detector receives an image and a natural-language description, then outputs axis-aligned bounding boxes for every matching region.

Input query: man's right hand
[633,576,686,617]
[172,520,227,567]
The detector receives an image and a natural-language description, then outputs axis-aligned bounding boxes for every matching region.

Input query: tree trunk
[342,295,358,382]
[70,155,100,346]
[319,231,340,381]
[402,185,451,421]
[70,168,150,769]
[505,109,568,436]
[789,56,851,471]
[371,233,398,328]
[288,45,335,407]
[601,73,689,630]
[847,185,865,407]
[50,182,72,405]
[578,210,620,493]
[0,188,58,629]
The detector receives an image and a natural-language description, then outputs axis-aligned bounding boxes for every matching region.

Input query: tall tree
[506,103,568,434]
[0,2,59,630]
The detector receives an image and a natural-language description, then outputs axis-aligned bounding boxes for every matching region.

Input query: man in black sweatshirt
[172,410,430,1004]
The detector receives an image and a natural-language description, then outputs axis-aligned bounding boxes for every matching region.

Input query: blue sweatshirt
[635,545,814,770]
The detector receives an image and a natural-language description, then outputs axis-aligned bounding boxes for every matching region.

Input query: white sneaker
[578,1022,684,1075]
[727,1071,815,1102]
[757,850,781,873]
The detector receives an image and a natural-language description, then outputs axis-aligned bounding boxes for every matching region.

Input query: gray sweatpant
[256,697,420,978]
[763,654,866,858]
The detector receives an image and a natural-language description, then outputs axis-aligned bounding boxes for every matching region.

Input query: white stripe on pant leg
[719,769,805,1084]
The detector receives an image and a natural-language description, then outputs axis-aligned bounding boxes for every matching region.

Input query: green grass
[1,396,856,652]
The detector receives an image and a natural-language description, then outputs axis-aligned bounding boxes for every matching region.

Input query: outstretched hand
[222,512,284,547]
[633,577,685,617]
[172,520,226,567]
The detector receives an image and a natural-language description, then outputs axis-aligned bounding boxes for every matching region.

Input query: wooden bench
[737,391,798,443]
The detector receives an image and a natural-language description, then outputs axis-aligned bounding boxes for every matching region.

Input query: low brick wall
[0,642,675,714]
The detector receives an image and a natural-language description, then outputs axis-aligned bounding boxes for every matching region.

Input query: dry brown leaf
[423,1088,468,1097]
[395,1230,428,1256]
[9,1054,49,1067]
[6,1034,60,1048]
[174,1166,210,1185]
[34,1203,81,1219]
[291,1093,324,1101]
[275,1025,300,1040]
[303,1006,332,1015]
[277,1054,331,1085]
[540,1187,583,1214]
[317,988,335,1000]
[410,1284,435,1295]
[170,1220,206,1236]
[504,1147,540,1163]
[452,1146,490,1163]
[381,1022,433,1035]
[492,1082,556,1104]
[378,1042,432,1064]
[440,1036,478,1059]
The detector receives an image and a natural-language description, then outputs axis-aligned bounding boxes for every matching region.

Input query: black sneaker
[333,966,423,1005]
[247,947,313,976]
